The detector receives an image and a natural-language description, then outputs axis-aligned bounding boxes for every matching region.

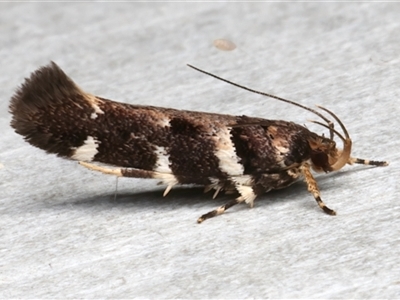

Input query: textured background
[1,3,399,298]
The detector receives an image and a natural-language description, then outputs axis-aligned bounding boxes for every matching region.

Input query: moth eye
[311,150,331,172]
[269,134,275,140]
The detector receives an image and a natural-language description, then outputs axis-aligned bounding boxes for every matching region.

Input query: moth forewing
[9,62,388,223]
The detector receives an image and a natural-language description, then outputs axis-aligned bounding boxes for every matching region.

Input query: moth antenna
[187,64,333,126]
[308,120,346,142]
[316,105,350,139]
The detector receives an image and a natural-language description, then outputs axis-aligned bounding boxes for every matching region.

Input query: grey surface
[1,3,399,299]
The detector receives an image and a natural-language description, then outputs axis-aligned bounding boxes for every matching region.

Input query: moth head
[308,106,352,173]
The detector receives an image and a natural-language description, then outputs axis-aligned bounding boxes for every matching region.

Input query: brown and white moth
[9,62,388,223]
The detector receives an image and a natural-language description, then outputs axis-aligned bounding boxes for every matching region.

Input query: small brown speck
[213,39,236,51]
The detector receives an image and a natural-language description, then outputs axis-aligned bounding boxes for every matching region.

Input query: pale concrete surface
[0,3,399,298]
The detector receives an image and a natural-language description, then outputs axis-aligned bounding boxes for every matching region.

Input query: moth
[9,62,388,223]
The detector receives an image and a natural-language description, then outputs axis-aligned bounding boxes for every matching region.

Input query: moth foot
[317,197,336,215]
[197,196,247,223]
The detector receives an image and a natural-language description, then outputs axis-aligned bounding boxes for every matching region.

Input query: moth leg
[79,161,123,176]
[198,177,257,223]
[197,197,246,223]
[348,157,388,167]
[300,163,336,215]
[79,161,153,178]
[79,161,178,192]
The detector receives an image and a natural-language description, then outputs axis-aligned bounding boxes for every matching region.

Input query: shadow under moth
[9,62,388,223]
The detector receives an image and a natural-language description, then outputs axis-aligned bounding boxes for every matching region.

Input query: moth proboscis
[9,62,388,223]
